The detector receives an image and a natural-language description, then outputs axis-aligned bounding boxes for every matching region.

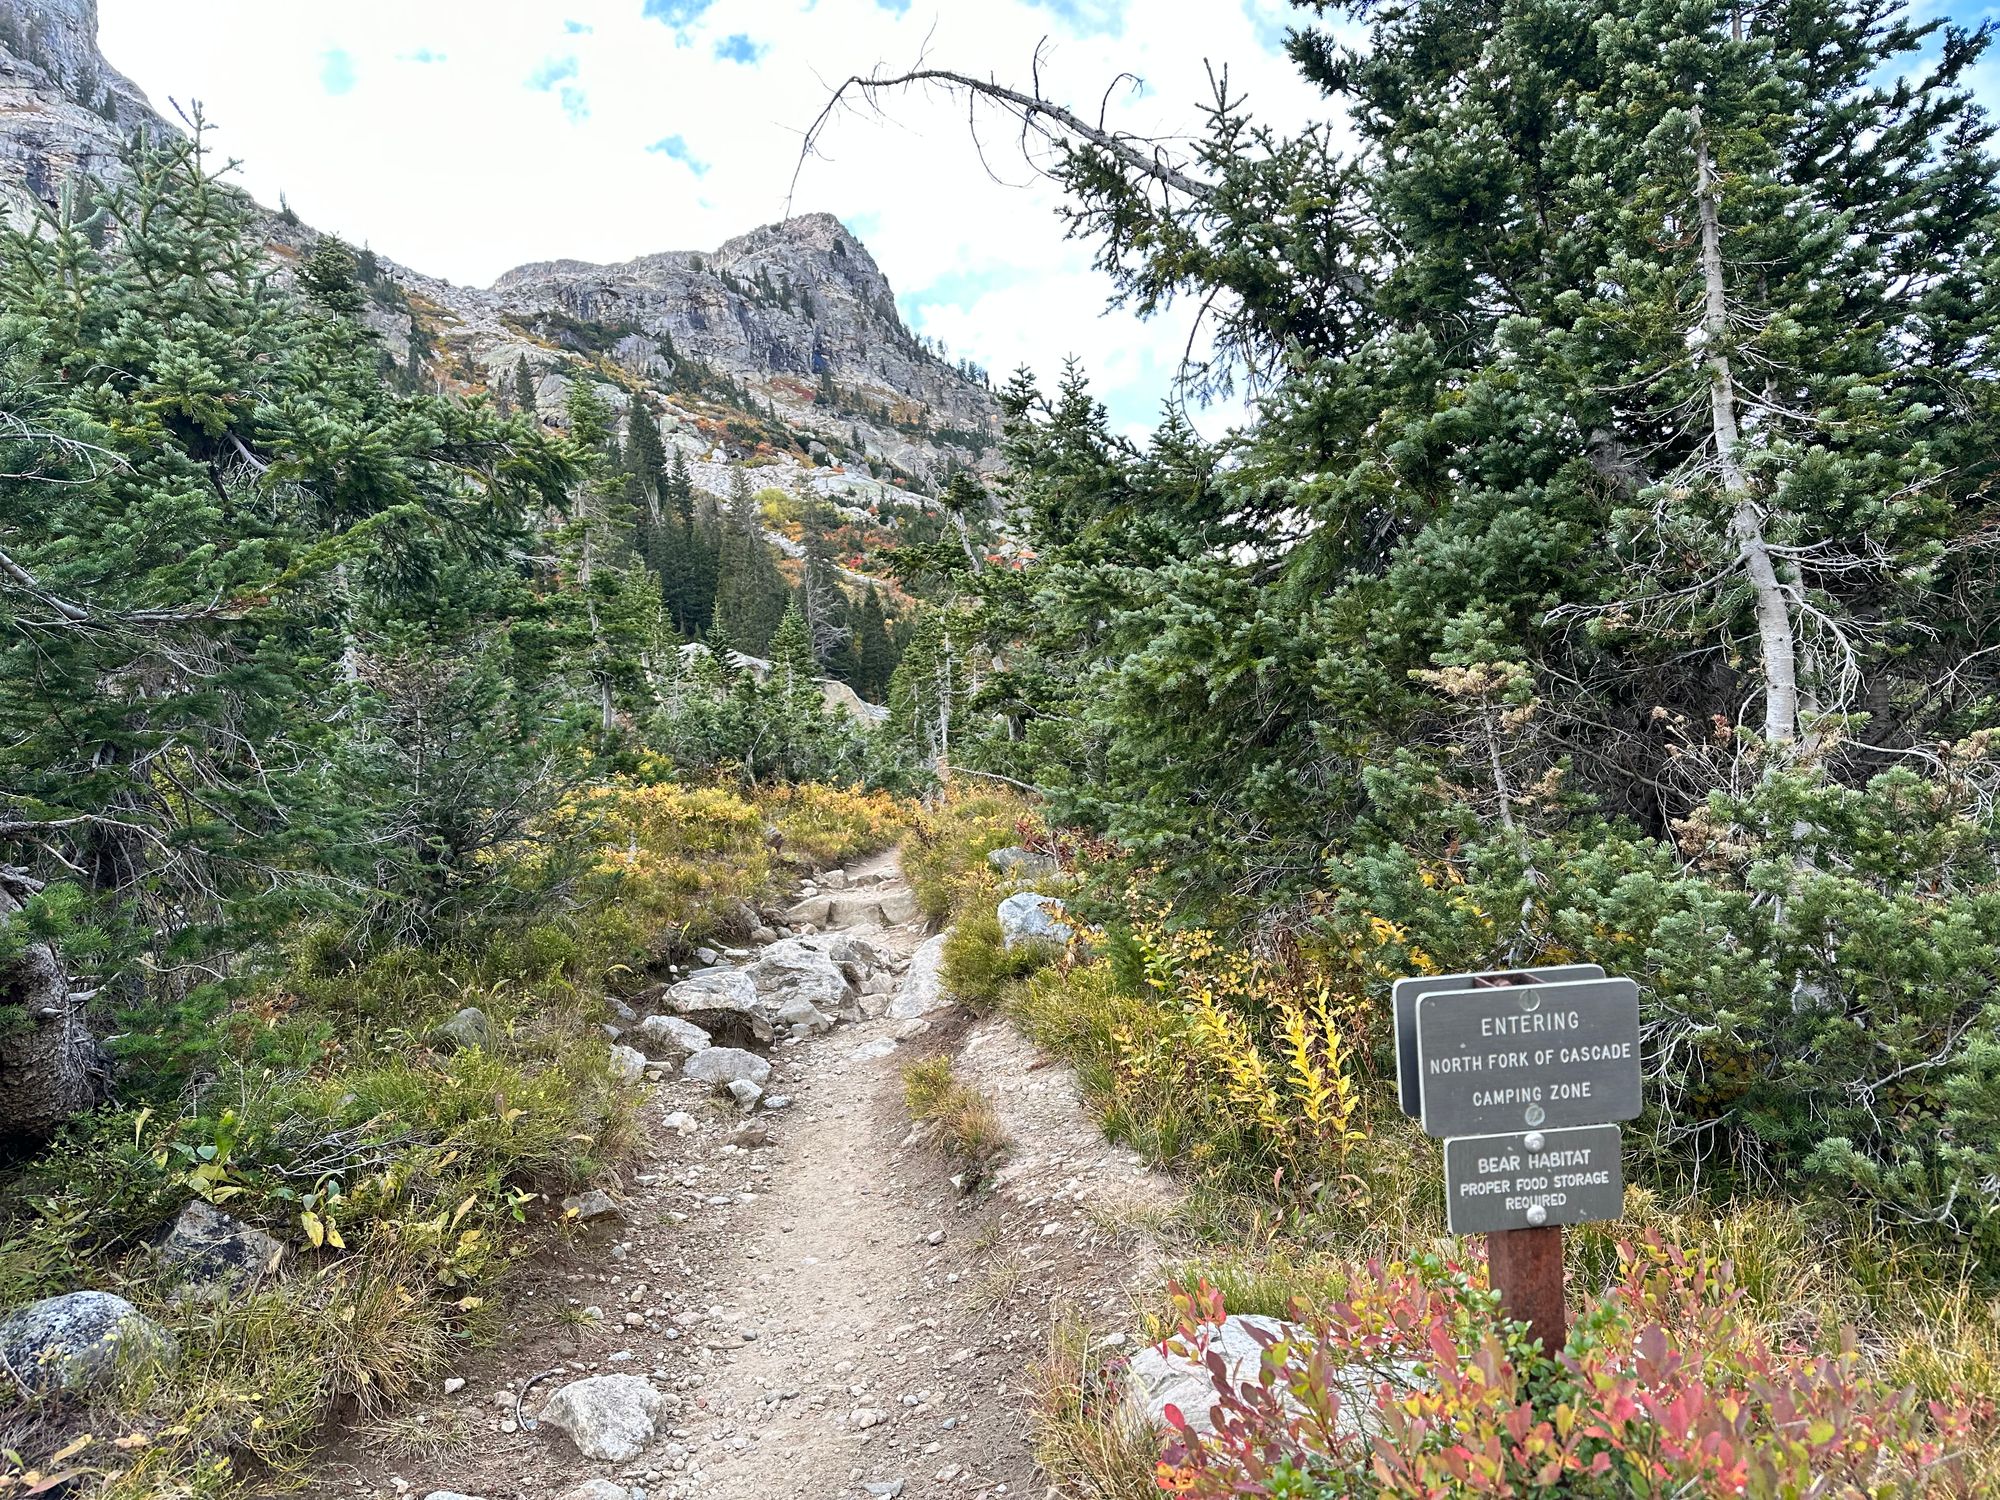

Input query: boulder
[773,998,834,1036]
[1122,1316,1410,1441]
[683,1048,772,1089]
[878,889,921,925]
[887,933,952,1020]
[821,868,851,892]
[988,845,1060,880]
[0,1291,177,1397]
[628,1014,713,1061]
[536,1372,666,1461]
[158,1200,287,1300]
[665,968,774,1048]
[432,1005,492,1052]
[998,892,1072,952]
[744,939,857,1020]
[607,1044,647,1085]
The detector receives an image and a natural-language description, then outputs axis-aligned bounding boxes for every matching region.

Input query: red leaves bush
[1156,1236,1985,1497]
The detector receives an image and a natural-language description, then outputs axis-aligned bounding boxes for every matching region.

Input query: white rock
[727,1079,764,1111]
[850,1406,888,1429]
[998,891,1072,951]
[607,1044,647,1085]
[1123,1317,1414,1441]
[629,1014,713,1060]
[886,933,951,1019]
[555,1482,631,1500]
[537,1373,667,1461]
[662,1111,701,1135]
[683,1048,772,1088]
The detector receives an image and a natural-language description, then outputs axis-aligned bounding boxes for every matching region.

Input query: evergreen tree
[710,471,787,656]
[299,238,365,316]
[855,586,896,702]
[511,356,539,422]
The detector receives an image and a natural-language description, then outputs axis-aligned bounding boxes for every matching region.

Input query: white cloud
[98,0,1337,436]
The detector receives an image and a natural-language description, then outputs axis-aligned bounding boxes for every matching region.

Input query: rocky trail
[311,848,1178,1500]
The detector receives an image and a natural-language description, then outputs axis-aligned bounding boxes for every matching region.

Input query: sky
[94,0,1337,438]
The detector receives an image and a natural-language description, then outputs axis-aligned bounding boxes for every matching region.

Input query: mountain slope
[0,0,1001,506]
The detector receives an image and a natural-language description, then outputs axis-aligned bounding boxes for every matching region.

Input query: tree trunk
[0,868,105,1142]
[1694,107,1800,747]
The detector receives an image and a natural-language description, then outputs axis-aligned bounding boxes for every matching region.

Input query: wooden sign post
[1392,969,1641,1353]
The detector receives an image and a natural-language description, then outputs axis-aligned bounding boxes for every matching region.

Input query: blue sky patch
[564,19,594,33]
[642,0,714,25]
[528,55,580,90]
[875,0,912,12]
[401,47,446,65]
[647,133,710,175]
[319,47,357,95]
[1021,0,1126,37]
[714,33,768,64]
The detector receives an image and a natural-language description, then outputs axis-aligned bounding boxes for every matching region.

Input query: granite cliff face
[0,0,168,222]
[0,0,1001,491]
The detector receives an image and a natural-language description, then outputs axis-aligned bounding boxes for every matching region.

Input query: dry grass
[901,1056,1013,1187]
[1029,1310,1159,1500]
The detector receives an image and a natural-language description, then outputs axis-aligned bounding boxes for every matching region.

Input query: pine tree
[710,471,787,656]
[855,586,896,702]
[511,356,539,422]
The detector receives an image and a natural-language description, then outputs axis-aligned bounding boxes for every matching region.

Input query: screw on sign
[1391,970,1642,1353]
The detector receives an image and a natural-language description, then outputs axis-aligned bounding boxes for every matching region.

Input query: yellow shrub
[905,786,1039,924]
[761,783,911,867]
[542,780,770,945]
[1115,921,1367,1200]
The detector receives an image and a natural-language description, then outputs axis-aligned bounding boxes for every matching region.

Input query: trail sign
[1414,976,1640,1138]
[1391,966,1604,1117]
[1443,1124,1624,1234]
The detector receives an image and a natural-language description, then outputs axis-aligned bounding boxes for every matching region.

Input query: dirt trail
[313,847,1176,1500]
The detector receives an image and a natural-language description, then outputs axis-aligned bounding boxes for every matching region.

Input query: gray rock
[988,845,1060,879]
[821,868,850,891]
[694,946,721,966]
[433,1005,492,1052]
[745,939,856,1019]
[726,1079,764,1111]
[536,1372,666,1461]
[562,1189,623,1223]
[629,1013,713,1061]
[865,1483,906,1499]
[887,933,952,1020]
[607,996,638,1023]
[0,1291,177,1397]
[683,1048,772,1089]
[661,1110,700,1135]
[1122,1316,1413,1441]
[607,1044,647,1085]
[158,1200,287,1300]
[665,968,774,1047]
[773,998,834,1036]
[422,1492,487,1500]
[998,892,1072,952]
[762,1094,793,1111]
[555,1483,632,1500]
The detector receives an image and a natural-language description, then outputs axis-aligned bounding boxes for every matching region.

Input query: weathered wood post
[1393,965,1641,1356]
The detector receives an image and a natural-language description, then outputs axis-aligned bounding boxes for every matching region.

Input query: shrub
[1111,923,1366,1203]
[942,909,1057,1013]
[536,779,772,951]
[905,788,1037,924]
[1157,1236,1990,1499]
[901,1056,1012,1185]
[762,783,910,867]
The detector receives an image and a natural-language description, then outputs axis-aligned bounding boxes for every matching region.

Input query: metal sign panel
[1391,966,1605,1118]
[1444,1125,1624,1234]
[1414,976,1640,1138]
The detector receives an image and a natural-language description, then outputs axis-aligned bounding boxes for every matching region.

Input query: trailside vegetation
[0,130,910,1494]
